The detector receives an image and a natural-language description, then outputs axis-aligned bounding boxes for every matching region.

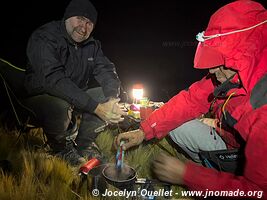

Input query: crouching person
[115,1,267,198]
[24,0,126,166]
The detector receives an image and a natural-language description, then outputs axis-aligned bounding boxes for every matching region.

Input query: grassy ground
[0,124,191,200]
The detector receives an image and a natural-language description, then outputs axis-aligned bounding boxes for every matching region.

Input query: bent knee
[169,119,209,144]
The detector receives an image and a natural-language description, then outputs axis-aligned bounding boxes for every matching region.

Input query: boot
[46,133,86,167]
[55,143,86,166]
[75,113,107,160]
[77,142,104,160]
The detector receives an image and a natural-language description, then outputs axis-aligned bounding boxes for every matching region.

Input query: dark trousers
[23,87,107,152]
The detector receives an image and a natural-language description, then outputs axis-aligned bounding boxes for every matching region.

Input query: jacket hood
[194,0,267,92]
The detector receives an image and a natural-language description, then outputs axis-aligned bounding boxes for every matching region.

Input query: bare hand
[114,129,145,150]
[152,153,186,185]
[94,98,127,124]
[199,118,217,128]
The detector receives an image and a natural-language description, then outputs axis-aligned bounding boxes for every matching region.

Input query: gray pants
[23,87,107,152]
[169,119,227,162]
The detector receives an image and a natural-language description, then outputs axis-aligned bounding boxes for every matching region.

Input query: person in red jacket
[116,0,267,198]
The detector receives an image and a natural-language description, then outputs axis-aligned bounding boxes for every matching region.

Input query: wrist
[138,128,145,139]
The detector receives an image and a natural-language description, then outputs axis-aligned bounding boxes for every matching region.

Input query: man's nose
[80,24,88,33]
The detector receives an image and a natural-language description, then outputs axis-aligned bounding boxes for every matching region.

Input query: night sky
[1,0,266,102]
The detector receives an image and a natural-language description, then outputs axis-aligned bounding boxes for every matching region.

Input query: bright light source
[132,84,144,101]
[133,89,143,100]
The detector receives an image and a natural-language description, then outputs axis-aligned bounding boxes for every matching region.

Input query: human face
[209,66,236,83]
[65,16,94,43]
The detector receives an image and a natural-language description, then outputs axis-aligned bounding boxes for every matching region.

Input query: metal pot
[87,164,108,195]
[102,163,137,190]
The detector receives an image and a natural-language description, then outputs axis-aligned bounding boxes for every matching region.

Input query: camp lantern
[132,84,144,103]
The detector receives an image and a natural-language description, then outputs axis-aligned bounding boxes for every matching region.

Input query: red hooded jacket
[140,0,267,198]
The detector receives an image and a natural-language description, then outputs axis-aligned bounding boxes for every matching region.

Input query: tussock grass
[95,129,115,160]
[0,127,80,200]
[0,125,190,199]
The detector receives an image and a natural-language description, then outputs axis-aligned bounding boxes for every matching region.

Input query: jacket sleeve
[93,41,121,98]
[140,76,214,140]
[183,107,267,198]
[26,35,98,113]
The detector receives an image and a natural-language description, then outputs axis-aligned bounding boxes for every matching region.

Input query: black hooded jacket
[24,20,121,113]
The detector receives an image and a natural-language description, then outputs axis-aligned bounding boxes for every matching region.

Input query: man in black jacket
[24,0,126,166]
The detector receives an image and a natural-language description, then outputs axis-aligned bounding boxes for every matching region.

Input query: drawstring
[217,92,236,140]
[210,126,217,140]
[222,92,236,120]
[209,92,236,141]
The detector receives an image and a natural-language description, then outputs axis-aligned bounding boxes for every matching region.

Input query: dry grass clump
[0,126,188,200]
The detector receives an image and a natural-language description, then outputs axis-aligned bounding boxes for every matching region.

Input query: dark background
[1,0,266,102]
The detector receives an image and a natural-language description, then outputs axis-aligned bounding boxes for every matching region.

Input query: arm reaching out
[115,129,145,150]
